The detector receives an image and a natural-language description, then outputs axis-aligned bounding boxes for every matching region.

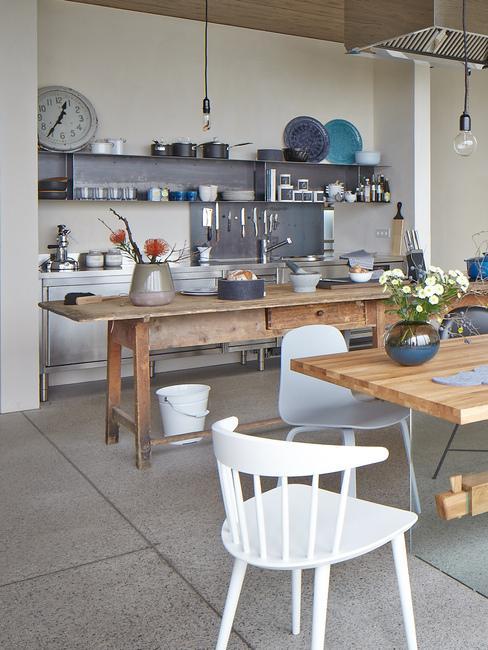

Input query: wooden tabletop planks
[38,283,387,323]
[291,335,488,425]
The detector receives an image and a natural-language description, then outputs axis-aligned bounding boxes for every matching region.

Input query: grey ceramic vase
[129,263,176,306]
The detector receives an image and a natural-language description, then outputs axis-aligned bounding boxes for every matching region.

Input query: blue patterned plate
[284,116,329,163]
[324,119,363,164]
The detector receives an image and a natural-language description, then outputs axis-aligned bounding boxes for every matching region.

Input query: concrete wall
[0,0,39,412]
[431,64,488,271]
[38,0,399,257]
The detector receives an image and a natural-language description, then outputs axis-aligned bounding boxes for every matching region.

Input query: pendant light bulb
[203,97,211,131]
[453,116,477,156]
[454,0,477,157]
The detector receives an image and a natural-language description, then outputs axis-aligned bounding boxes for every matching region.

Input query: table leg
[371,300,386,349]
[134,320,152,469]
[106,321,122,445]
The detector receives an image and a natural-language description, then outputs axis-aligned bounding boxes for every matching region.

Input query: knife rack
[190,202,323,261]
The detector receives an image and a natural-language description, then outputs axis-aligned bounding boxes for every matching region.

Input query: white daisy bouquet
[379,266,470,322]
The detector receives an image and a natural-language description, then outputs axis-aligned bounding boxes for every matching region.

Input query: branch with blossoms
[379,266,470,323]
[98,209,192,264]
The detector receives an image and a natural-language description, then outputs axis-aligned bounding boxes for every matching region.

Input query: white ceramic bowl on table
[355,151,381,165]
[289,272,321,293]
[349,270,373,283]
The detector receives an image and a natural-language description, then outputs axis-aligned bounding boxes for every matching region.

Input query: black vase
[385,320,440,366]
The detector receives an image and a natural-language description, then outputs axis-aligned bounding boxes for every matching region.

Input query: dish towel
[340,249,375,271]
[432,365,488,387]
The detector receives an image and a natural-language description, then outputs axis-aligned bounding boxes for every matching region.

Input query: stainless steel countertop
[39,254,405,281]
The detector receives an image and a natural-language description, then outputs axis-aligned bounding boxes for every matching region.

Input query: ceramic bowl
[344,191,357,203]
[355,151,381,165]
[289,272,321,293]
[349,270,373,283]
[198,184,218,202]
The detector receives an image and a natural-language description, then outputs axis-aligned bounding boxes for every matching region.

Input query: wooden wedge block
[462,472,488,516]
[435,489,469,520]
[75,295,123,305]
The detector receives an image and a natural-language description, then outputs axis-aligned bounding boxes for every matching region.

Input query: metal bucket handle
[163,396,209,418]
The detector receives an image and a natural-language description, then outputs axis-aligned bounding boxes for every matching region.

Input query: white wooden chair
[212,417,418,650]
[280,324,420,513]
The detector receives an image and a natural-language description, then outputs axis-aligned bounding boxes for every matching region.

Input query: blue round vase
[385,321,440,366]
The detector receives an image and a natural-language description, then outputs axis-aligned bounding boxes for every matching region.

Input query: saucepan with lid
[198,140,252,159]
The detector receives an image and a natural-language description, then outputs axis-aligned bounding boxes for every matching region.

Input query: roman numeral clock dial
[38,86,98,152]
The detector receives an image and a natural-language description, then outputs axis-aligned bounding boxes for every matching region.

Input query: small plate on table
[180,289,218,296]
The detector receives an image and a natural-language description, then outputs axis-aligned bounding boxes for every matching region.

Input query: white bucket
[156,384,210,445]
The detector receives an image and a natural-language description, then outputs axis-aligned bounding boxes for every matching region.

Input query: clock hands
[47,101,67,137]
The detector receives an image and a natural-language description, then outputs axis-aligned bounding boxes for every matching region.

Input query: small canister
[279,173,291,186]
[297,179,309,190]
[278,185,294,202]
[85,250,104,268]
[147,187,162,201]
[104,248,123,268]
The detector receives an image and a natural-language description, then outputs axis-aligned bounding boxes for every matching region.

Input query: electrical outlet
[375,228,391,238]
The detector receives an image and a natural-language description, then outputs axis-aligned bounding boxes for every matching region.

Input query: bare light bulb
[454,112,477,157]
[202,97,211,132]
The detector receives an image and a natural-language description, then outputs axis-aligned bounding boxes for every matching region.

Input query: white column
[0,0,39,412]
[413,61,431,266]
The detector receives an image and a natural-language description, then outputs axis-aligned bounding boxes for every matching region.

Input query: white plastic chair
[212,417,418,650]
[280,324,420,513]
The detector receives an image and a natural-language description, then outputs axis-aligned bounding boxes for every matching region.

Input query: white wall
[38,0,399,257]
[0,0,39,412]
[431,64,488,271]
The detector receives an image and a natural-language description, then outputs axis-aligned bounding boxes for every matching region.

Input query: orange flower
[144,238,170,259]
[110,229,126,244]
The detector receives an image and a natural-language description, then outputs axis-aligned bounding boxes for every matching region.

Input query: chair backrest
[279,324,352,423]
[212,417,388,563]
[440,305,488,340]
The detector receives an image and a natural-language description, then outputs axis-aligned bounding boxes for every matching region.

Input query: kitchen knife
[253,207,258,237]
[204,207,213,241]
[215,202,220,242]
[227,209,232,232]
[240,208,246,238]
[413,230,421,250]
[264,209,268,236]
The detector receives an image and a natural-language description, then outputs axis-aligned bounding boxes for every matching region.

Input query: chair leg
[399,419,421,514]
[341,429,357,498]
[391,534,418,650]
[216,559,247,650]
[311,564,331,650]
[432,424,460,479]
[286,426,309,442]
[291,569,302,635]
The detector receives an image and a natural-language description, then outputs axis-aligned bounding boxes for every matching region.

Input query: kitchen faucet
[258,236,292,264]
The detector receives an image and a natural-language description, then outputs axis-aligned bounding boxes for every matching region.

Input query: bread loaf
[226,269,257,281]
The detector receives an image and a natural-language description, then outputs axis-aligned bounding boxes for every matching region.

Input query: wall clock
[38,86,98,152]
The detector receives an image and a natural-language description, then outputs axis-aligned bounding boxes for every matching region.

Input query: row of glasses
[77,186,138,200]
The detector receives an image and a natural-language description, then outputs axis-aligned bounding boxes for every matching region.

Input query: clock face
[38,86,98,152]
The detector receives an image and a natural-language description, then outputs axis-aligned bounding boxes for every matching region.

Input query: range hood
[345,0,488,66]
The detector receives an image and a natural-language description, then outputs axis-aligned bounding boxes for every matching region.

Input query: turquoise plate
[324,119,363,164]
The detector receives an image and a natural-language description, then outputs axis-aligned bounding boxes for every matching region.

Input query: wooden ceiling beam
[65,0,345,43]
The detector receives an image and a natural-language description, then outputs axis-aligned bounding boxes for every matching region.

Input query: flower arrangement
[99,208,188,264]
[379,266,470,322]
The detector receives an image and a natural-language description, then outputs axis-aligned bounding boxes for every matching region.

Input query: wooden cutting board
[318,278,380,290]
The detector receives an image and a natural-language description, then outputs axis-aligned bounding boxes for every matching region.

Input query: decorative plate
[180,289,218,296]
[283,116,330,162]
[324,119,363,164]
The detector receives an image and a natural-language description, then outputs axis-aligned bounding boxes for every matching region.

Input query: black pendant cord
[463,0,469,115]
[204,0,209,102]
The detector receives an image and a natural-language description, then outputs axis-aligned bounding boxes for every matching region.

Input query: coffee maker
[41,224,79,271]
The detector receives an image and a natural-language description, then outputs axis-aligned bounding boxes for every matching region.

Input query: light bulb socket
[203,97,211,115]
[459,112,472,132]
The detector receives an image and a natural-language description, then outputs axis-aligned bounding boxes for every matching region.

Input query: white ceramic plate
[180,289,218,296]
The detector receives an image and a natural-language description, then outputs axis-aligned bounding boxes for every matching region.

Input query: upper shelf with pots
[37,150,391,205]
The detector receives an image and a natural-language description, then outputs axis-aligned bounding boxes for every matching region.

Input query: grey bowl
[218,279,265,300]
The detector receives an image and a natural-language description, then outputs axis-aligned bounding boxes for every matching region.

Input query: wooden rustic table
[291,334,488,425]
[39,283,388,468]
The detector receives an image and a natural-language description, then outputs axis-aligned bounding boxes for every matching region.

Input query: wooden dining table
[291,334,488,426]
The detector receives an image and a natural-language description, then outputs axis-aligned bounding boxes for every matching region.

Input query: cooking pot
[199,140,252,159]
[466,256,488,280]
[171,141,197,157]
[151,141,173,156]
[91,140,114,154]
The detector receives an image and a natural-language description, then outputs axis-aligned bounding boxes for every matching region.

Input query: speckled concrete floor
[1,360,487,649]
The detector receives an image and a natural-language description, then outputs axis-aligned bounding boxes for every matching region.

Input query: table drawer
[266,300,366,331]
